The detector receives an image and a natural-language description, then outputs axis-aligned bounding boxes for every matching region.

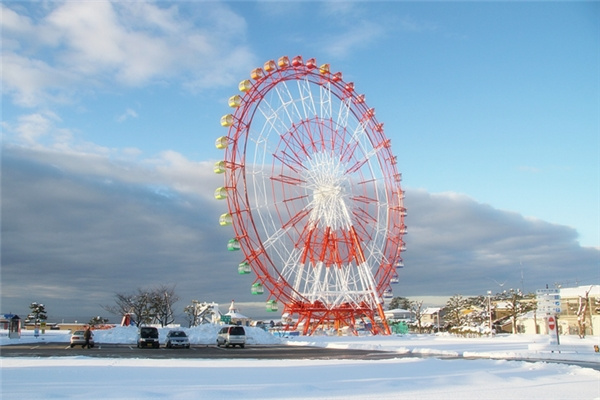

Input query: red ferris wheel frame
[216,56,406,335]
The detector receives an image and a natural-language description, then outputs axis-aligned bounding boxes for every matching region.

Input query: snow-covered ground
[1,326,599,399]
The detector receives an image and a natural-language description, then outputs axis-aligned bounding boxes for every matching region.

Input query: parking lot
[0,342,398,360]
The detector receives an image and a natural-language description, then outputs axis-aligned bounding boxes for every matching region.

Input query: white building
[517,285,599,336]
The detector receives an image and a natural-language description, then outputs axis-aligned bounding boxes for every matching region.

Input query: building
[225,300,251,326]
[421,307,444,331]
[384,308,413,322]
[517,285,599,336]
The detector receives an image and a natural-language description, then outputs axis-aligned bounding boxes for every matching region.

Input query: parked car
[137,326,160,348]
[165,330,190,349]
[70,330,94,348]
[216,325,246,348]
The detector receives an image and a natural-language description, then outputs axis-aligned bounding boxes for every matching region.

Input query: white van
[216,326,246,348]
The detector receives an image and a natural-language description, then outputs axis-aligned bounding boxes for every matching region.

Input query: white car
[165,330,190,349]
[70,330,94,348]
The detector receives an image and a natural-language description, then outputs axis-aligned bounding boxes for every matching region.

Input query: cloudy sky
[2,1,598,323]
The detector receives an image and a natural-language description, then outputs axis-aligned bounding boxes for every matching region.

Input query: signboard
[537,288,561,345]
[547,315,559,345]
[536,288,561,316]
[548,316,556,330]
[536,288,560,295]
[220,315,231,324]
[537,307,561,314]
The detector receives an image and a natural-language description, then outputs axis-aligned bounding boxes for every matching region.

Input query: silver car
[165,330,190,349]
[216,326,246,348]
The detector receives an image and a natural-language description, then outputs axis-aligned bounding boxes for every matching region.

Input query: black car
[137,326,160,348]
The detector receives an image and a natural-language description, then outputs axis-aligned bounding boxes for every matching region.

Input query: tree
[103,289,150,326]
[576,286,593,338]
[26,302,47,326]
[463,295,488,328]
[151,284,179,327]
[103,285,179,326]
[443,295,468,329]
[388,296,411,310]
[496,289,536,334]
[184,300,202,327]
[88,316,109,327]
[410,300,424,333]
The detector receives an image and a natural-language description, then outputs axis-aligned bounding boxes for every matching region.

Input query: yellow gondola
[228,95,242,108]
[239,79,252,92]
[264,60,276,72]
[213,160,226,174]
[214,187,227,200]
[220,114,234,127]
[219,213,232,226]
[215,136,228,150]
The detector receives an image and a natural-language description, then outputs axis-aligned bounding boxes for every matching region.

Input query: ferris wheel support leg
[301,313,312,336]
[376,303,391,335]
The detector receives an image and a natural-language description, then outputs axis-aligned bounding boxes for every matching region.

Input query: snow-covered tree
[184,301,200,327]
[576,286,593,338]
[497,289,535,334]
[26,302,47,325]
[88,316,109,327]
[444,295,468,329]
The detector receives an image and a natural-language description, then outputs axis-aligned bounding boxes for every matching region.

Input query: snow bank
[283,332,600,363]
[0,324,282,346]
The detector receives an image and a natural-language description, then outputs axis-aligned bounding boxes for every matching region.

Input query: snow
[1,326,599,399]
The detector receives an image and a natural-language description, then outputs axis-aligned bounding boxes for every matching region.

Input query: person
[83,326,92,349]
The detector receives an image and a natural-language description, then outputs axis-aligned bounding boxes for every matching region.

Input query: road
[1,342,598,371]
[0,342,399,360]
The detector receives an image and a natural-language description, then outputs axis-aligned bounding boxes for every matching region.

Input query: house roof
[559,285,600,298]
[225,312,249,319]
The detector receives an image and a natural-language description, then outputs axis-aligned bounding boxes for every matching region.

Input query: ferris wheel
[214,56,406,335]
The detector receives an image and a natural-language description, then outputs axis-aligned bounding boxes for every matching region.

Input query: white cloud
[10,111,62,145]
[325,20,386,58]
[117,108,139,123]
[1,1,256,107]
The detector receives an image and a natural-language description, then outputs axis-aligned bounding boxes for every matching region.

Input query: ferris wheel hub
[304,151,351,229]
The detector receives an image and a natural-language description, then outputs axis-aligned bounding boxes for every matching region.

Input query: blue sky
[2,1,598,323]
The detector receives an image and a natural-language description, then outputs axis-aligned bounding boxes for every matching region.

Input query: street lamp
[487,291,493,335]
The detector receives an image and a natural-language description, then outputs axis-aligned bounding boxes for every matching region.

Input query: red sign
[548,316,556,330]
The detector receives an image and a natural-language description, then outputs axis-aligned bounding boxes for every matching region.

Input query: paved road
[2,342,598,371]
[0,342,398,360]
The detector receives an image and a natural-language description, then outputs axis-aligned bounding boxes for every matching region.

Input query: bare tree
[576,286,593,338]
[103,285,179,326]
[151,284,179,327]
[103,290,145,325]
[410,300,424,333]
